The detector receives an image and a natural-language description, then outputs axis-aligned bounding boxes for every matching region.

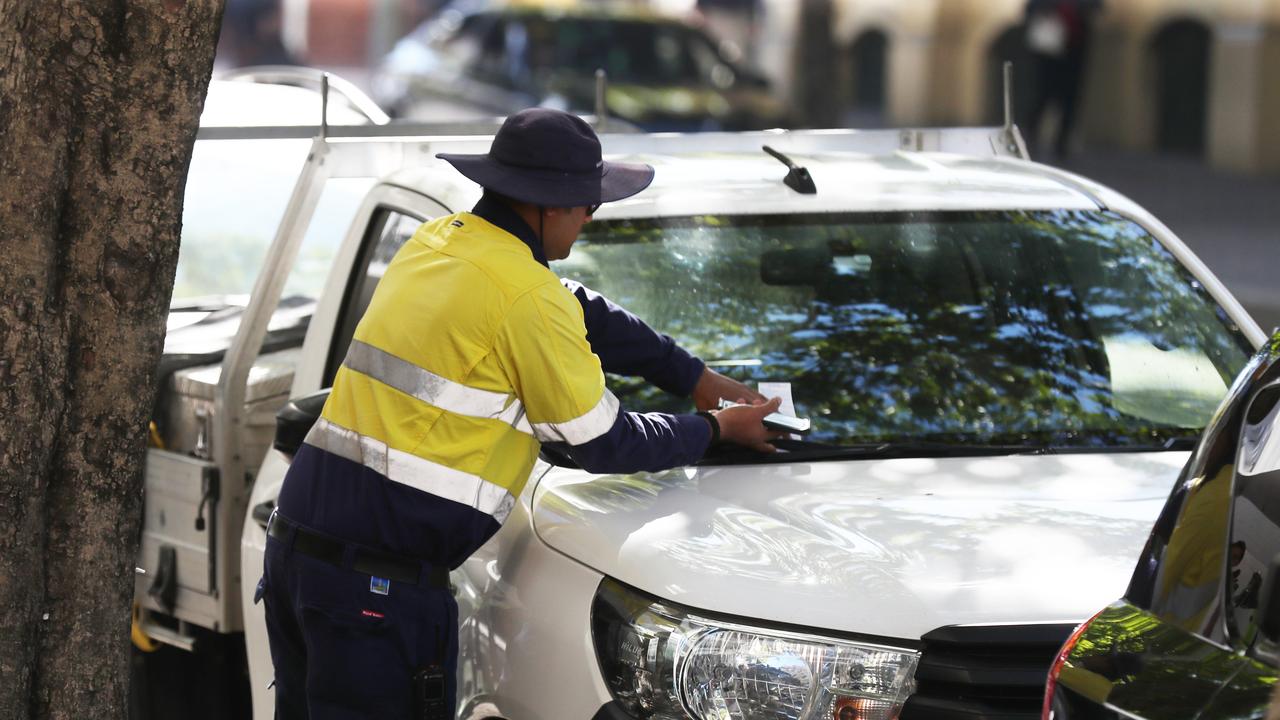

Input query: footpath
[1058,149,1279,335]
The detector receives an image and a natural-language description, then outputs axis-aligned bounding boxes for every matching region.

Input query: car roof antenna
[762,145,817,194]
[999,61,1029,159]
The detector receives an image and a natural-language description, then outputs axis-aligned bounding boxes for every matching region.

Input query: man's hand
[692,367,767,411]
[714,397,787,453]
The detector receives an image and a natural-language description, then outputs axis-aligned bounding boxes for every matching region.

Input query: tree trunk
[0,2,223,717]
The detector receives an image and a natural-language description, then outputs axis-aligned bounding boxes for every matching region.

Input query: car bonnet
[530,451,1187,641]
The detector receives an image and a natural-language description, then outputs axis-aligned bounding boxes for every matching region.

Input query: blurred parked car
[205,66,390,126]
[1044,334,1280,719]
[372,1,789,131]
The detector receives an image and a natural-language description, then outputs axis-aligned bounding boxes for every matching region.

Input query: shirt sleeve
[496,281,710,474]
[561,278,705,397]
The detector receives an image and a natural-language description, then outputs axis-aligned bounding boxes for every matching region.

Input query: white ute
[132,106,1266,720]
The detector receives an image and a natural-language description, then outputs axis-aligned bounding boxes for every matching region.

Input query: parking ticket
[758,382,800,438]
[757,382,796,416]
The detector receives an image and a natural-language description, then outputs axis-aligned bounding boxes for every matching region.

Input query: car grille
[900,623,1076,719]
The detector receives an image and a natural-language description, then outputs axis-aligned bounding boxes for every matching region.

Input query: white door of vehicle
[240,186,451,720]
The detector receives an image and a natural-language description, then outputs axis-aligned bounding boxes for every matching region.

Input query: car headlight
[591,578,920,720]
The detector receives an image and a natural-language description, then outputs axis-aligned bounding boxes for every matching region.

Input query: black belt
[268,513,449,589]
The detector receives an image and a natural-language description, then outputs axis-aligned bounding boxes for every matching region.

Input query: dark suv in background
[372,1,789,131]
[1045,334,1280,718]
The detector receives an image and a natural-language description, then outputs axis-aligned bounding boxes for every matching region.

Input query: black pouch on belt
[413,665,448,720]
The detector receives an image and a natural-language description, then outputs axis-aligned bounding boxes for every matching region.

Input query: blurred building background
[804,0,1280,175]
[212,0,1279,330]
[216,0,1280,174]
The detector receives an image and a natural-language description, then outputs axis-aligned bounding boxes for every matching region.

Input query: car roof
[610,150,1100,216]
[383,145,1101,217]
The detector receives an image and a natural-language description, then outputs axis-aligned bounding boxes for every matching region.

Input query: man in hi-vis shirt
[260,108,783,719]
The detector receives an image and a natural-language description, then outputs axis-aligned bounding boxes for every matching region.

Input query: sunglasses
[587,202,602,216]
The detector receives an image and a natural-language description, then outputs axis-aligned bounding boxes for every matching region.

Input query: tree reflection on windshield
[558,210,1251,449]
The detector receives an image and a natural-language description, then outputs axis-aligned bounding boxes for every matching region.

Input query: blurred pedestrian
[1024,0,1103,160]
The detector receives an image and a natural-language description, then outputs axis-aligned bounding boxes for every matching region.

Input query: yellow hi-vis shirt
[305,212,621,527]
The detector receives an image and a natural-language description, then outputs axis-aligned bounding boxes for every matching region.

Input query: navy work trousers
[261,527,458,719]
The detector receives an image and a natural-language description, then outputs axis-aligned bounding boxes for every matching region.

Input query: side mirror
[1239,383,1280,477]
[274,388,331,460]
[1259,553,1280,642]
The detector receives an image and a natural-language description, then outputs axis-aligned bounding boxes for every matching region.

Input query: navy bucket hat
[437,108,654,208]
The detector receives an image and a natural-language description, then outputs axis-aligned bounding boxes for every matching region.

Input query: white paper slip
[758,382,800,439]
[757,382,796,417]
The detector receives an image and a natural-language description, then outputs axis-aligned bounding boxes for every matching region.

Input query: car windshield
[556,210,1253,451]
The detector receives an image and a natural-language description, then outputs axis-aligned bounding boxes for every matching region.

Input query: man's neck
[470,194,548,267]
[508,202,544,240]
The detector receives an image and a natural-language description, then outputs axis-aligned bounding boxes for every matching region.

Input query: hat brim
[437,153,654,207]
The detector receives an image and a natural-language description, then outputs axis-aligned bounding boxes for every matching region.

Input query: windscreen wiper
[701,438,1056,465]
[1115,435,1199,452]
[1161,435,1199,450]
[702,435,1202,465]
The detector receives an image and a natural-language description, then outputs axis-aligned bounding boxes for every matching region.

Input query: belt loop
[342,543,357,571]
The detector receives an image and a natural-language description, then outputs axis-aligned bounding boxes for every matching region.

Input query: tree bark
[0,2,223,717]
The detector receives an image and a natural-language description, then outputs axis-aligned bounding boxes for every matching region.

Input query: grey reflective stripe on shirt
[304,417,516,524]
[344,340,532,434]
[531,389,621,445]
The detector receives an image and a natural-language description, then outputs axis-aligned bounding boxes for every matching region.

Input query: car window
[1226,382,1280,657]
[511,17,704,86]
[555,209,1252,449]
[173,138,374,321]
[467,16,520,88]
[685,29,736,89]
[437,11,499,72]
[174,139,310,303]
[323,209,425,386]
